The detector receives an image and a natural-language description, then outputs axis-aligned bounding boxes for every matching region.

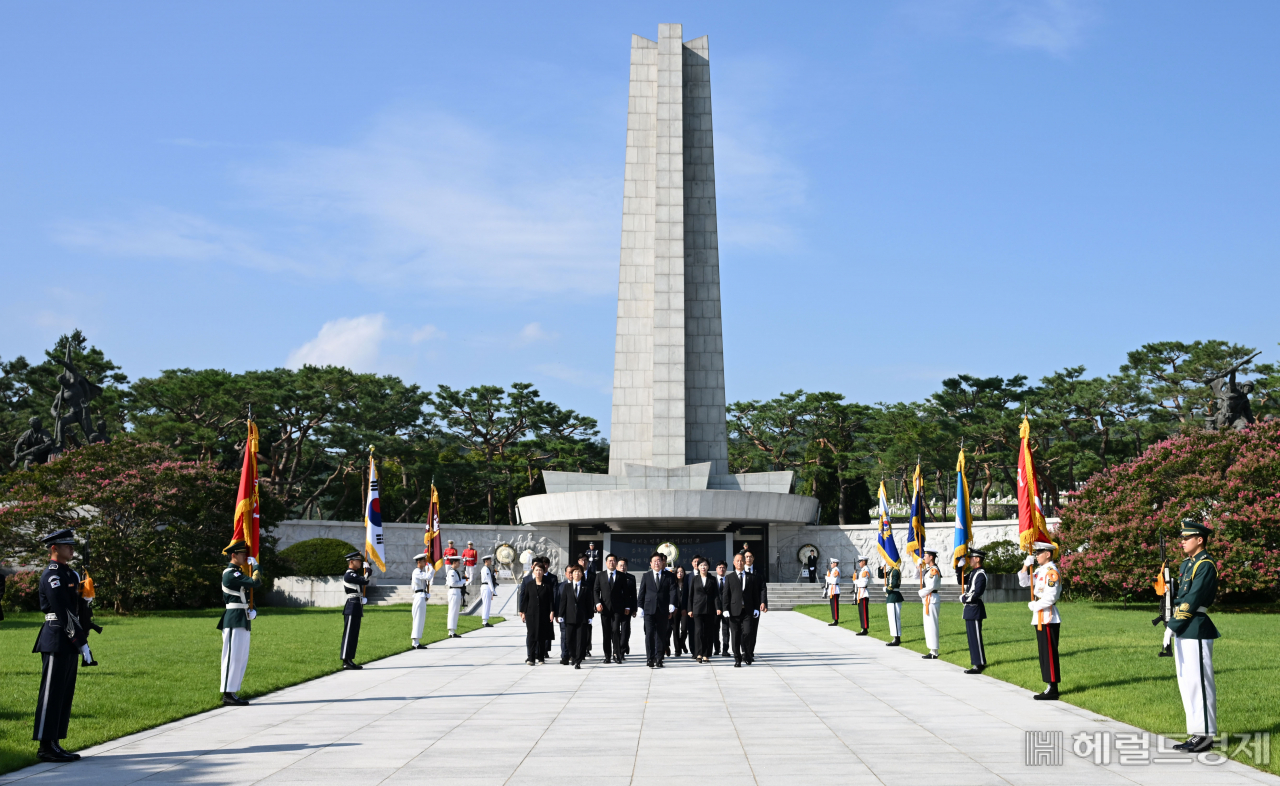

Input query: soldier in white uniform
[824,557,841,626]
[1019,541,1063,700]
[445,556,466,638]
[918,549,942,659]
[480,555,497,627]
[410,551,435,649]
[854,557,872,635]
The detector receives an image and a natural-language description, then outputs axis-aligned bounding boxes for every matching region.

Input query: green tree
[1119,340,1260,424]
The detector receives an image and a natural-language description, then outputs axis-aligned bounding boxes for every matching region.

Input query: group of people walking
[518,549,770,669]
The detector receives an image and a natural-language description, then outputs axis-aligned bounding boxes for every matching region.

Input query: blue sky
[3,2,1278,436]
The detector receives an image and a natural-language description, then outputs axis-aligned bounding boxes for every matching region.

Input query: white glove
[247,609,258,620]
[1024,555,1035,567]
[360,597,367,605]
[723,610,730,617]
[248,556,258,568]
[752,610,760,618]
[1027,601,1037,611]
[637,609,644,618]
[558,617,564,623]
[668,604,675,613]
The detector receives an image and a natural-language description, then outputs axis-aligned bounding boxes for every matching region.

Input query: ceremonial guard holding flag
[445,555,466,638]
[1019,541,1062,699]
[961,549,988,673]
[1168,520,1219,753]
[341,552,370,669]
[824,557,841,625]
[918,549,942,659]
[410,551,434,649]
[218,540,262,705]
[854,558,871,635]
[480,555,497,627]
[876,481,904,646]
[31,529,86,763]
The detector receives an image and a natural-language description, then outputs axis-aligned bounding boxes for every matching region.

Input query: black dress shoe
[734,660,742,667]
[50,742,80,761]
[656,660,664,668]
[525,659,535,665]
[415,644,428,649]
[922,654,937,659]
[886,637,900,647]
[574,663,581,669]
[222,692,250,706]
[828,622,839,626]
[83,660,98,667]
[855,630,868,636]
[560,658,569,665]
[647,661,655,668]
[37,743,75,763]
[963,667,984,674]
[483,623,493,627]
[1158,646,1173,657]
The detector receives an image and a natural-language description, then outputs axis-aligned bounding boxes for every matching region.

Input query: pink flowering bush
[1058,420,1280,602]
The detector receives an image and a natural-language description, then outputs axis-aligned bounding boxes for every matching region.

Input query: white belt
[45,613,59,621]
[225,603,250,610]
[1197,606,1209,613]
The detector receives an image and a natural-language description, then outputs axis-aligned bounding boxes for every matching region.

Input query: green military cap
[222,539,250,555]
[1179,519,1212,539]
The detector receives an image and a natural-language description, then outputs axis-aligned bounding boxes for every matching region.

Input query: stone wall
[272,520,569,583]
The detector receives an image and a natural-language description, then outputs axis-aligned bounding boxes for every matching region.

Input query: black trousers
[340,614,362,660]
[621,615,632,654]
[643,613,670,663]
[33,652,78,742]
[830,595,840,623]
[565,622,587,663]
[857,597,870,630]
[693,614,716,658]
[965,618,986,667]
[599,610,622,660]
[808,568,817,584]
[1036,623,1061,684]
[745,614,760,659]
[559,619,568,660]
[671,613,689,655]
[729,613,752,661]
[525,624,541,662]
[719,616,731,654]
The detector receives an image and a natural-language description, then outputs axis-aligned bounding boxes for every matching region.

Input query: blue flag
[952,449,972,571]
[877,480,901,569]
[905,463,926,566]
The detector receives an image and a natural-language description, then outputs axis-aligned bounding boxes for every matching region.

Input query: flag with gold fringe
[1017,416,1057,556]
[425,481,443,570]
[904,462,926,567]
[952,448,972,571]
[876,480,901,569]
[230,420,260,558]
[364,450,386,572]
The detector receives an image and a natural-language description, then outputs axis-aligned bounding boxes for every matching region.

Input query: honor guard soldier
[443,539,458,561]
[961,549,988,673]
[480,555,497,627]
[918,549,942,659]
[884,560,903,646]
[1019,541,1062,699]
[824,557,841,625]
[462,541,478,600]
[853,557,872,635]
[1168,520,1219,753]
[340,551,371,669]
[32,529,85,763]
[217,540,262,705]
[445,555,466,638]
[410,551,435,649]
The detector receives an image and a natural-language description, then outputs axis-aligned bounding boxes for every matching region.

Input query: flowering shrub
[2,570,41,611]
[1058,420,1280,602]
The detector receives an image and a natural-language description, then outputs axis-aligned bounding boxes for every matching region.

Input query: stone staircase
[766,582,965,611]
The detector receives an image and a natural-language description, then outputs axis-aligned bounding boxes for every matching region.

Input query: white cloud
[286,313,388,372]
[517,322,555,345]
[410,324,442,343]
[903,0,1097,57]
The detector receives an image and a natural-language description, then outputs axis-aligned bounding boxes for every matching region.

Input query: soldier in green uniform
[1167,520,1219,753]
[884,562,903,646]
[217,540,262,706]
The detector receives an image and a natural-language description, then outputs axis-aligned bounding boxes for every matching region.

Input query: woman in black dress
[670,566,689,657]
[519,563,556,665]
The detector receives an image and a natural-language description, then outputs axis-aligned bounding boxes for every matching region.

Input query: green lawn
[796,600,1278,774]
[0,605,499,775]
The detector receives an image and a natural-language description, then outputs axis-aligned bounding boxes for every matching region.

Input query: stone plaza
[3,615,1271,786]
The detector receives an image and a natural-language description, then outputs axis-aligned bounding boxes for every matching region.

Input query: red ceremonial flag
[1016,416,1054,554]
[230,421,260,558]
[425,482,443,570]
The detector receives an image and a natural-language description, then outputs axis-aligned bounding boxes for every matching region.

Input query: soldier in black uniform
[31,529,86,763]
[340,551,371,670]
[961,549,988,674]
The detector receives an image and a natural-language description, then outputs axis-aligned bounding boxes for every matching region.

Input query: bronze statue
[1209,371,1255,431]
[49,349,102,449]
[11,416,55,470]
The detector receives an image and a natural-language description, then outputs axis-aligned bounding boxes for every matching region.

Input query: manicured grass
[0,606,500,775]
[796,600,1278,774]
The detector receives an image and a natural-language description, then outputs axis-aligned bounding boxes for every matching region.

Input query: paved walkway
[3,612,1273,786]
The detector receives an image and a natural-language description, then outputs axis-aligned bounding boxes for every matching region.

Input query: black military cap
[344,551,364,562]
[223,539,250,555]
[969,548,987,558]
[1180,519,1212,539]
[40,528,76,546]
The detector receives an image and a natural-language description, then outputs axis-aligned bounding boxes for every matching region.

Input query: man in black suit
[558,565,594,668]
[714,561,731,656]
[617,558,636,656]
[635,552,676,668]
[594,553,630,663]
[806,551,818,583]
[553,564,572,664]
[723,553,761,667]
[743,551,768,661]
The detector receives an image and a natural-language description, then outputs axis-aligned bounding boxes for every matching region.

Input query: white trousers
[1163,626,1173,647]
[220,627,250,693]
[447,589,462,632]
[481,585,494,622]
[922,594,940,651]
[887,602,902,637]
[410,593,428,644]
[1174,636,1217,735]
[464,566,474,582]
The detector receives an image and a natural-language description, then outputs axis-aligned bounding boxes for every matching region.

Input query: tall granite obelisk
[609,23,728,478]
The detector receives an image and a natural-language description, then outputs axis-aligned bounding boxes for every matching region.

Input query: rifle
[1151,535,1176,629]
